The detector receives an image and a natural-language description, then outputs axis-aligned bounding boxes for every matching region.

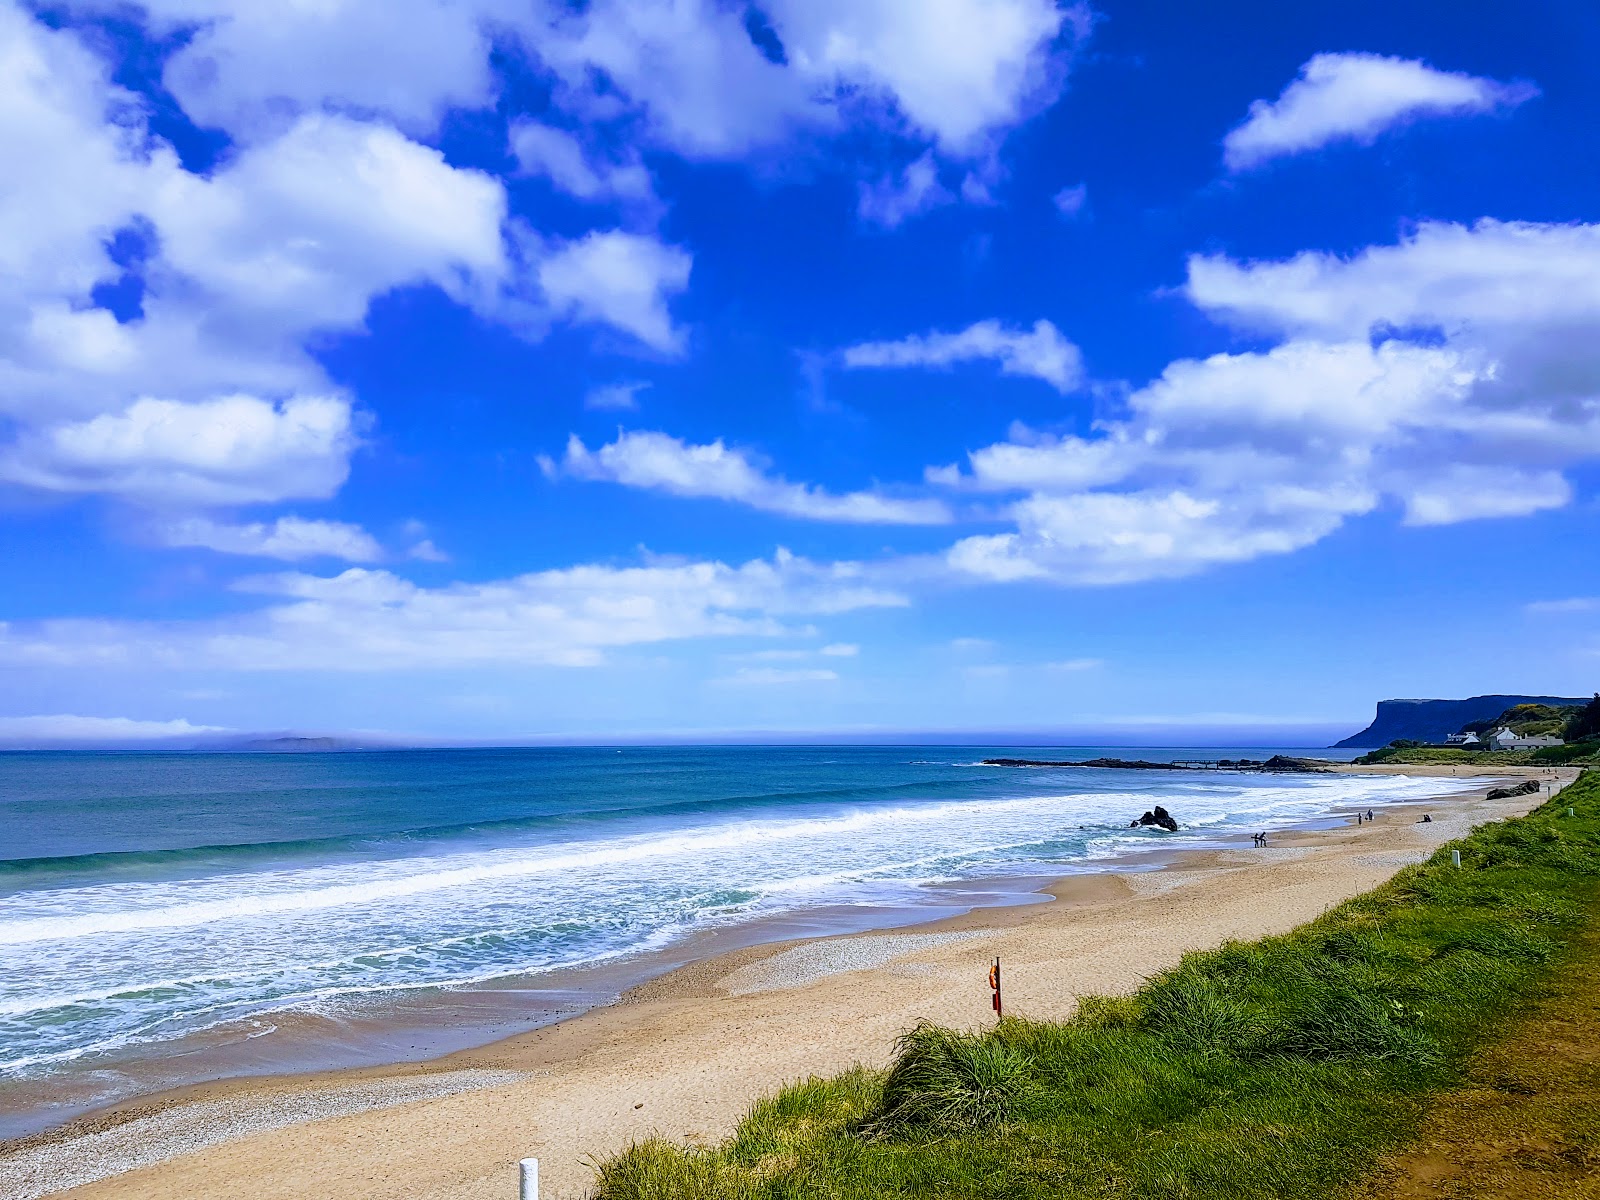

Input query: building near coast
[1485,727,1564,751]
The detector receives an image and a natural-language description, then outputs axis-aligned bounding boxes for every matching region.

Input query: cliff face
[1334,695,1589,748]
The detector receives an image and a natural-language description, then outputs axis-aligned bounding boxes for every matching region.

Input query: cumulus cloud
[932,219,1600,584]
[0,5,706,518]
[539,232,692,354]
[1224,52,1535,170]
[555,430,953,524]
[96,0,503,139]
[159,514,384,561]
[1,395,358,506]
[0,553,907,671]
[843,319,1084,391]
[532,0,1084,160]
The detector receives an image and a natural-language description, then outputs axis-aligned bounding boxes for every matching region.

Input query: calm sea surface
[0,745,1469,1133]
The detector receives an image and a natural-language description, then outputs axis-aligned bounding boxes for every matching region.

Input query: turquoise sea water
[0,745,1470,1130]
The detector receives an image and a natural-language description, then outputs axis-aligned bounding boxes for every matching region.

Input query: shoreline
[0,765,1576,1200]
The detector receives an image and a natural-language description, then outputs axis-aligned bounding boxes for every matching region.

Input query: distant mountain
[236,736,375,752]
[1334,696,1589,748]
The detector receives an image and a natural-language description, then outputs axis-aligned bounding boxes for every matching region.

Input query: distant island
[238,736,371,752]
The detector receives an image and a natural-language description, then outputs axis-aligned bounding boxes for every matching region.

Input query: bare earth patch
[1357,922,1600,1200]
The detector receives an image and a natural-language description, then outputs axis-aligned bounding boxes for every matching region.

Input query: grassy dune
[591,773,1600,1200]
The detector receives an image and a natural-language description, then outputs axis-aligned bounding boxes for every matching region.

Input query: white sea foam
[0,769,1477,1079]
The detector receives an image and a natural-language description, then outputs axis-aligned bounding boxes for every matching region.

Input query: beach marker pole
[989,957,1002,1019]
[1451,850,1462,869]
[519,1157,539,1200]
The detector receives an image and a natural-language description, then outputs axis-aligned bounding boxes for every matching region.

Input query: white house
[1486,726,1563,751]
[1445,732,1481,746]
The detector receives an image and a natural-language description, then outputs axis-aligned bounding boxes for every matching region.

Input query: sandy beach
[0,765,1576,1200]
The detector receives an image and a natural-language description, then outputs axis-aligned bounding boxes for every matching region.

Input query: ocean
[0,745,1471,1138]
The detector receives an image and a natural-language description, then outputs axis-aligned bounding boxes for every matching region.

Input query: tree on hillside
[1564,694,1600,743]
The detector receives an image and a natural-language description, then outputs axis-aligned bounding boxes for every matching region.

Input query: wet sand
[0,765,1576,1200]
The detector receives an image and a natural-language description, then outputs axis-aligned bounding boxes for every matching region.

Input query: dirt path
[1357,907,1600,1199]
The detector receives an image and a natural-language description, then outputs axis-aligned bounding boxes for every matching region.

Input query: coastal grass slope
[590,773,1600,1200]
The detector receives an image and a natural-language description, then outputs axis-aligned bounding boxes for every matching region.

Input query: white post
[1569,807,1576,818]
[520,1158,539,1200]
[1451,849,1462,869]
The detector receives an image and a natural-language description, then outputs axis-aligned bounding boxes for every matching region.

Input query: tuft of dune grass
[591,772,1600,1200]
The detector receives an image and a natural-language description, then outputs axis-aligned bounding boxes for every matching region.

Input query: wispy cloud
[1224,53,1536,170]
[712,667,840,685]
[0,715,227,744]
[1525,597,1600,615]
[585,381,651,411]
[842,319,1084,392]
[551,430,952,525]
[160,515,382,562]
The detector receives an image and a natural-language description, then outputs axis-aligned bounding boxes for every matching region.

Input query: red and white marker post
[989,956,1002,1018]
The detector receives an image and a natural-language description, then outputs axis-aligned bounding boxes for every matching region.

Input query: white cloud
[949,636,996,652]
[770,0,1084,155]
[585,381,651,411]
[534,0,1084,160]
[857,151,953,228]
[1223,52,1535,170]
[930,219,1600,584]
[843,319,1084,391]
[160,515,384,561]
[509,120,655,203]
[1398,465,1571,526]
[0,6,706,516]
[1052,182,1087,217]
[0,553,906,671]
[156,113,509,329]
[407,539,450,563]
[1185,219,1600,341]
[730,641,858,662]
[1526,598,1600,616]
[947,484,1367,584]
[93,0,504,139]
[0,714,226,743]
[1,394,357,506]
[556,430,953,524]
[538,232,692,354]
[713,667,839,685]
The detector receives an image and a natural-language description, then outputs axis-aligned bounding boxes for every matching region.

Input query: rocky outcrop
[1485,778,1541,800]
[1131,805,1179,831]
[1259,755,1334,773]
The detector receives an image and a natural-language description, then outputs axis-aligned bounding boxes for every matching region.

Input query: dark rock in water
[1259,755,1334,773]
[1130,805,1179,832]
[1485,778,1541,800]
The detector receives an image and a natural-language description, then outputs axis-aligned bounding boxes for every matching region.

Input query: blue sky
[2,0,1598,745]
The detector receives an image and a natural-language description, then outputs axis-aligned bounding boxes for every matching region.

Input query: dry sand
[1,765,1577,1200]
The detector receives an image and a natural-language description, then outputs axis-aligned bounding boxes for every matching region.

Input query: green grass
[1354,745,1600,767]
[590,772,1600,1200]
[1353,747,1536,765]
